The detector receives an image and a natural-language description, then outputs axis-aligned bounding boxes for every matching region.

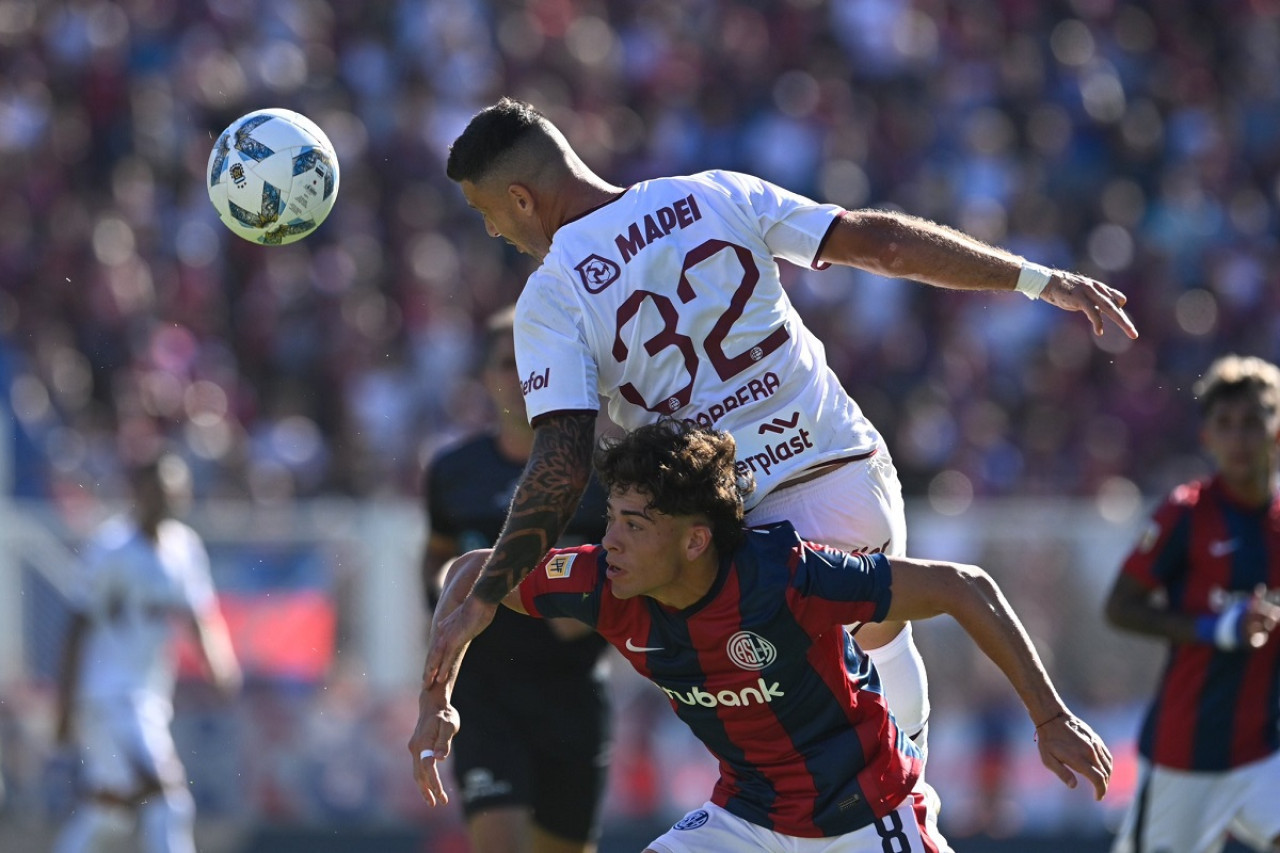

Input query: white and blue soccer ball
[207,108,339,246]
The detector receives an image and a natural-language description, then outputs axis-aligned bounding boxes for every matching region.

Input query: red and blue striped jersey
[1120,476,1280,770]
[519,521,923,838]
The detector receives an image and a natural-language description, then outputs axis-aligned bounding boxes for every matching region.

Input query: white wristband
[1214,602,1246,650]
[1015,262,1053,300]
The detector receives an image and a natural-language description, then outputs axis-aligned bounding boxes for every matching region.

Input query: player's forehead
[459,178,503,212]
[607,486,657,518]
[1205,392,1275,423]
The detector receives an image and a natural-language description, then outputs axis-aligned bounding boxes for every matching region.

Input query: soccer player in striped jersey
[1105,354,1280,853]
[423,98,1138,760]
[411,420,1112,852]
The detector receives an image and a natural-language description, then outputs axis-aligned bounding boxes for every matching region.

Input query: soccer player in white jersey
[415,98,1138,766]
[54,454,241,853]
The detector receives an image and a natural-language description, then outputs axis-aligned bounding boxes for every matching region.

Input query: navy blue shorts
[449,672,611,842]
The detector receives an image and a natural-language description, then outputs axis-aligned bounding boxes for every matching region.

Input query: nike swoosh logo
[1208,539,1240,558]
[625,638,663,653]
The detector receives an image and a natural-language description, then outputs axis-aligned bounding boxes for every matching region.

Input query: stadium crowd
[2,0,1276,510]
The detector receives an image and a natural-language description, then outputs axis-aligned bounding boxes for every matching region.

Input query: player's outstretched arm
[54,613,89,745]
[1107,574,1280,650]
[819,209,1138,340]
[884,557,1113,800]
[410,548,526,804]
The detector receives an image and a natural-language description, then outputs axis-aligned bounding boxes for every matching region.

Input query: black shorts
[449,671,611,842]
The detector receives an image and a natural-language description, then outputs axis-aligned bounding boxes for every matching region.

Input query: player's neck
[650,550,721,611]
[495,423,534,462]
[1216,469,1275,508]
[549,173,625,235]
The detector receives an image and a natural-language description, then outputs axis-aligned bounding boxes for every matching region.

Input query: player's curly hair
[446,97,551,184]
[1193,354,1280,418]
[594,420,755,554]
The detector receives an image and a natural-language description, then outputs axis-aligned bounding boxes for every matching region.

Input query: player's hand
[1038,272,1138,339]
[1034,712,1113,800]
[423,595,497,691]
[1240,585,1280,648]
[408,682,460,806]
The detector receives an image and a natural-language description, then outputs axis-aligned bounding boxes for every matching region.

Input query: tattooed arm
[417,411,595,689]
[409,412,596,805]
[471,412,597,603]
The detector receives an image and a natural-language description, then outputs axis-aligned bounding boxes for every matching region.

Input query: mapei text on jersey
[614,193,703,263]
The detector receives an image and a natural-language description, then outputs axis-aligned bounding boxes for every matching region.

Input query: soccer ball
[206,108,339,246]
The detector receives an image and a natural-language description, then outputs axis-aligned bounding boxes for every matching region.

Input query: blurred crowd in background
[2,0,1277,513]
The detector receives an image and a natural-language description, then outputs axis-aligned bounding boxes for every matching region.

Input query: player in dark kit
[1105,354,1280,853]
[421,307,612,853]
[412,421,1112,852]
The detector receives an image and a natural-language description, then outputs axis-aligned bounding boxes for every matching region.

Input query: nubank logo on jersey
[727,631,776,671]
[614,193,704,263]
[575,253,620,293]
[520,367,550,396]
[661,678,785,708]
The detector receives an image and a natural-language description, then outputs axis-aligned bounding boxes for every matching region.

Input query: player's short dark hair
[1193,354,1280,418]
[446,98,550,184]
[594,420,754,554]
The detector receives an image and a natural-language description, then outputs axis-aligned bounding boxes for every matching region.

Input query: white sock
[53,802,132,853]
[865,622,931,747]
[139,788,196,853]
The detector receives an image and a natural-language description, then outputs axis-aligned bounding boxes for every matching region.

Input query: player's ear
[685,524,713,561]
[507,183,536,215]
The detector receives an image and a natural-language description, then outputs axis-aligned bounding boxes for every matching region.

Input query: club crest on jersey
[727,630,776,671]
[673,810,709,831]
[545,553,577,579]
[575,254,620,294]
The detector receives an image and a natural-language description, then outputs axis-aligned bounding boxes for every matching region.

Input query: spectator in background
[420,306,613,853]
[1104,354,1280,853]
[53,454,242,853]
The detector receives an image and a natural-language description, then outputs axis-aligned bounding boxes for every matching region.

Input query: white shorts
[646,784,951,853]
[747,446,907,558]
[1111,750,1280,853]
[75,695,184,796]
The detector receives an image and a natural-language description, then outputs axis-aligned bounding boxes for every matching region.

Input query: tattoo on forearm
[473,413,595,604]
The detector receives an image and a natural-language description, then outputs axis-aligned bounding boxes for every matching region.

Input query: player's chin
[606,571,637,599]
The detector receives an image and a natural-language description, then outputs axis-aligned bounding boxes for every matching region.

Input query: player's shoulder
[1167,478,1211,508]
[428,431,499,474]
[89,515,138,552]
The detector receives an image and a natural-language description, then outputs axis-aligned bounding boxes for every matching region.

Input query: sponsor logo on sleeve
[520,367,550,396]
[575,254,621,293]
[673,810,710,831]
[545,553,576,579]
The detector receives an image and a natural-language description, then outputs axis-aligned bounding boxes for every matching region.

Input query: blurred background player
[53,454,242,853]
[425,97,1138,761]
[420,305,613,853]
[1104,354,1280,853]
[413,419,1113,852]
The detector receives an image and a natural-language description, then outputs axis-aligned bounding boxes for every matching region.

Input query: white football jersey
[516,170,880,507]
[69,516,217,703]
